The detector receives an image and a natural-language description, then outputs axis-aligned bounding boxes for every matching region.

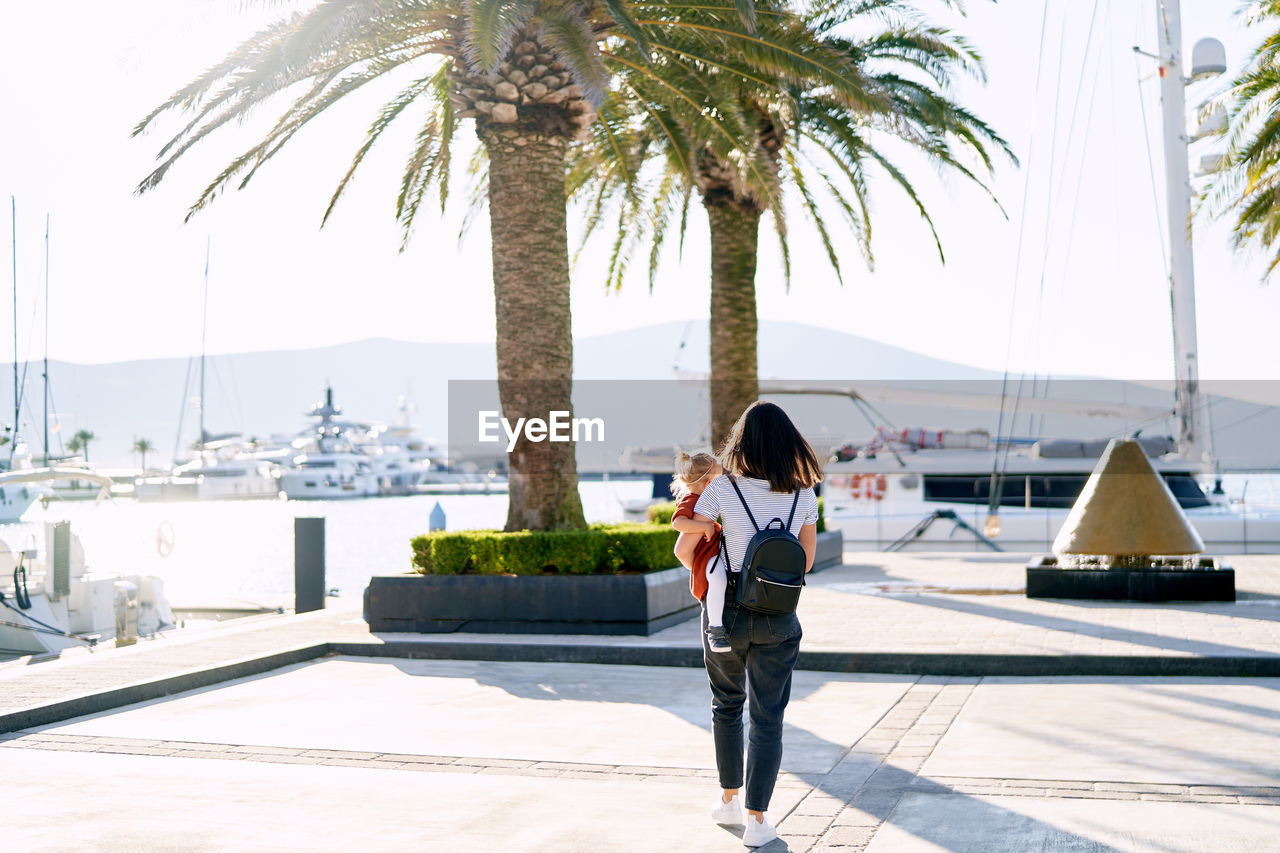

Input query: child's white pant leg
[704,563,728,628]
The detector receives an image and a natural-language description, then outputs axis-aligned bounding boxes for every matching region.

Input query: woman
[681,401,822,848]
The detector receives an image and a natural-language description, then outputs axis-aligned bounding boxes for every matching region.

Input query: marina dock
[5,550,1280,851]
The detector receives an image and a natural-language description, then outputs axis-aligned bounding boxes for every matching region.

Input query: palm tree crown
[132,0,876,528]
[1200,0,1280,278]
[575,0,1015,443]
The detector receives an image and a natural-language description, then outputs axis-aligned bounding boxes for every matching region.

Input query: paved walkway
[6,551,1280,721]
[6,660,1280,851]
[4,551,1280,851]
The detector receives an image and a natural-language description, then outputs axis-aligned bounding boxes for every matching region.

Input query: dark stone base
[364,566,699,635]
[1026,556,1235,602]
[812,530,843,572]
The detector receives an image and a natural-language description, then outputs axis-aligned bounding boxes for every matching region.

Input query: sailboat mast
[1155,0,1206,463]
[9,197,16,466]
[198,236,210,455]
[43,214,49,463]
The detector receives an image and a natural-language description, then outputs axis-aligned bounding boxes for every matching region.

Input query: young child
[670,451,731,653]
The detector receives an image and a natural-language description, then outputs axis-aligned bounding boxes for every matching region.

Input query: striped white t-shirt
[693,475,819,572]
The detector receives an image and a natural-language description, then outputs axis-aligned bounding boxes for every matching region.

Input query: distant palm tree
[1201,0,1280,276]
[133,437,155,471]
[72,429,95,462]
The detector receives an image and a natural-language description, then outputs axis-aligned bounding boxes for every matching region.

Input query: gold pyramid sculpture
[1052,438,1204,556]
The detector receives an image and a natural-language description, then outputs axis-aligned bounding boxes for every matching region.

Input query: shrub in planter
[647,500,678,525]
[409,524,677,575]
[416,533,481,575]
[599,524,678,573]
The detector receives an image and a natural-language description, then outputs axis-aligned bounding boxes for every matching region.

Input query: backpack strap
[786,490,801,530]
[726,475,760,532]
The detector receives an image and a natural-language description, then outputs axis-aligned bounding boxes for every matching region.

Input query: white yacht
[171,445,280,501]
[135,439,280,502]
[279,449,379,499]
[0,519,175,658]
[0,441,52,522]
[809,420,1280,553]
[350,398,441,495]
[272,386,504,498]
[276,388,380,500]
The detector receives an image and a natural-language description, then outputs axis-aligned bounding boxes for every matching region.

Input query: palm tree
[132,0,864,530]
[1199,1,1280,277]
[581,0,1015,446]
[70,430,95,461]
[133,437,155,471]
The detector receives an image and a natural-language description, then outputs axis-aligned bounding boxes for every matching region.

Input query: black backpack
[723,476,807,615]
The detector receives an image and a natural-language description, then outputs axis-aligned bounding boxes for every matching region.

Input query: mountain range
[0,321,1274,470]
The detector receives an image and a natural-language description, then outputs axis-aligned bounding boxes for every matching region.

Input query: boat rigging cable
[990,0,1114,518]
[988,0,1055,518]
[1004,0,1079,453]
[1031,0,1111,437]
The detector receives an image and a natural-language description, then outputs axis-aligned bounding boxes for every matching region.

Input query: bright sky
[0,0,1275,380]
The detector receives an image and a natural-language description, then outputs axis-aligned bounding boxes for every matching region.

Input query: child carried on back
[670,451,732,653]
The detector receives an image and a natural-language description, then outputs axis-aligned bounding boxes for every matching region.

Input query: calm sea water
[9,473,1279,609]
[8,480,656,607]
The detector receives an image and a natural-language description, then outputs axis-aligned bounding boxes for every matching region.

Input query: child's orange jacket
[674,492,722,602]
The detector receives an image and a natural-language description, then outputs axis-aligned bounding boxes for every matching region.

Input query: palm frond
[464,0,537,74]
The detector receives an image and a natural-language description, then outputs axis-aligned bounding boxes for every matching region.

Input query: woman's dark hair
[717,401,823,492]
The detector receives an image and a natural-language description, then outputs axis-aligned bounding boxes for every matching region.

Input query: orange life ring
[846,473,887,501]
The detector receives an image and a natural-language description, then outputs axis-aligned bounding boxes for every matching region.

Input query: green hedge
[645,496,826,532]
[647,500,678,525]
[411,523,678,576]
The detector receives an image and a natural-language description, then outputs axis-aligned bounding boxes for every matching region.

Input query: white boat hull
[279,470,379,500]
[827,501,1280,554]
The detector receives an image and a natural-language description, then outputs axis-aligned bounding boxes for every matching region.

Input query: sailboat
[134,239,281,502]
[0,205,123,520]
[0,205,176,657]
[812,1,1280,553]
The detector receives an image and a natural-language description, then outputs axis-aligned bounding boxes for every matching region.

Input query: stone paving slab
[922,676,1280,786]
[865,794,1280,852]
[27,657,916,776]
[0,747,807,853]
[7,658,1280,851]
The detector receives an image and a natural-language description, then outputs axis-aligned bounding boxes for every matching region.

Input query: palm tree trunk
[484,131,586,531]
[706,202,762,450]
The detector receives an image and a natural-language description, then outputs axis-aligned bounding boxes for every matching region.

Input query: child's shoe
[741,812,777,847]
[706,625,732,653]
[710,792,743,825]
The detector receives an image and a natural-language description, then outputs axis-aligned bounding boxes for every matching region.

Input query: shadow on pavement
[865,591,1276,657]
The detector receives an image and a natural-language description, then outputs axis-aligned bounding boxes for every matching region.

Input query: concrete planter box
[364,567,698,635]
[1025,555,1235,602]
[364,529,843,635]
[813,530,843,572]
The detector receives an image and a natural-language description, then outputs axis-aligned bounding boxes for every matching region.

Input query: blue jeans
[702,579,802,813]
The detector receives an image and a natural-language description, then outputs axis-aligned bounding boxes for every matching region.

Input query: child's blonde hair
[670,451,718,498]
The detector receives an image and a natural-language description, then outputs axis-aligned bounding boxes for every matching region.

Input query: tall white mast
[198,236,210,455]
[1155,0,1206,463]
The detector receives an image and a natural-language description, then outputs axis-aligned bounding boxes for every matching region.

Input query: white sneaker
[741,813,777,847]
[711,793,743,825]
